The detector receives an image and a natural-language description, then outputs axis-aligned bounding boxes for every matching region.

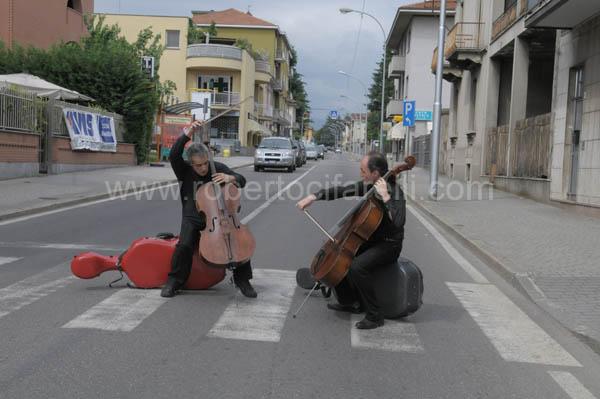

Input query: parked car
[317,145,325,159]
[254,137,296,172]
[305,144,319,160]
[292,139,306,166]
[335,147,342,153]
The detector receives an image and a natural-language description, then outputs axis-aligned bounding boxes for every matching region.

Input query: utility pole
[430,0,447,200]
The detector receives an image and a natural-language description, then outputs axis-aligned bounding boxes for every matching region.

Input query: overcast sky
[95,0,413,128]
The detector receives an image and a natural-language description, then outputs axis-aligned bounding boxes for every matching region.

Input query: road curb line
[406,193,600,355]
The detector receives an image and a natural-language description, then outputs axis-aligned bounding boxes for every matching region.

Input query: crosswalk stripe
[350,314,424,353]
[62,289,168,332]
[447,282,581,366]
[207,269,296,342]
[548,371,597,399]
[0,257,21,267]
[0,264,73,319]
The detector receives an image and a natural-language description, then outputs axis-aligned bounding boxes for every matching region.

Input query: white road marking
[548,371,597,399]
[240,165,318,224]
[350,314,424,353]
[407,205,489,284]
[447,282,581,366]
[0,256,21,267]
[207,269,296,342]
[0,264,74,319]
[62,289,168,332]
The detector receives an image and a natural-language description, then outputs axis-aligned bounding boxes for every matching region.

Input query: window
[407,29,411,54]
[466,163,471,182]
[450,163,454,178]
[467,132,476,146]
[166,30,180,49]
[67,0,82,12]
[470,77,478,131]
[450,137,457,149]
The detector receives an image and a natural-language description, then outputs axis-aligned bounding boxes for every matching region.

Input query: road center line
[241,165,318,224]
[0,257,21,267]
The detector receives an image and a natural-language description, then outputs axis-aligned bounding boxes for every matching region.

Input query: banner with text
[63,108,117,152]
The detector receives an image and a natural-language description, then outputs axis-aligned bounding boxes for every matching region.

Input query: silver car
[305,144,319,160]
[254,137,296,172]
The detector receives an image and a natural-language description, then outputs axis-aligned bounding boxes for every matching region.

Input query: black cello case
[333,257,424,319]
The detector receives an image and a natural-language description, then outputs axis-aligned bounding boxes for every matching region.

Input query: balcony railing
[254,102,273,118]
[492,1,530,42]
[271,78,283,91]
[187,44,242,61]
[211,91,241,106]
[275,48,284,61]
[444,22,485,59]
[255,60,271,74]
[273,108,291,125]
[388,55,406,78]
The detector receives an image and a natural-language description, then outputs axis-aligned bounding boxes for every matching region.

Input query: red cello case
[71,233,225,289]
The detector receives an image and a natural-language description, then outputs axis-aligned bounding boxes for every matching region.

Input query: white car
[335,148,342,153]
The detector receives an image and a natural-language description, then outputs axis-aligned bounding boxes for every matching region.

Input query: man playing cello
[296,152,406,329]
[161,120,257,298]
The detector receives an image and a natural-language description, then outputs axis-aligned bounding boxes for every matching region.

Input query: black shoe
[160,280,180,298]
[355,317,384,330]
[327,302,362,314]
[235,279,257,298]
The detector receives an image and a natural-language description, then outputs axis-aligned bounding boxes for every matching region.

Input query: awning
[247,119,271,136]
[388,123,405,140]
[0,73,94,102]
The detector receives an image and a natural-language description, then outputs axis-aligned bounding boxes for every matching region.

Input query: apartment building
[100,8,297,149]
[438,0,600,206]
[386,1,455,163]
[0,0,93,49]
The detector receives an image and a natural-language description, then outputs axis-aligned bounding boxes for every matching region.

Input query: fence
[0,86,46,133]
[510,113,552,178]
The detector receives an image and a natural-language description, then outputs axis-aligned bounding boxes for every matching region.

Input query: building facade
[100,8,297,149]
[438,0,600,206]
[386,1,455,163]
[0,0,93,49]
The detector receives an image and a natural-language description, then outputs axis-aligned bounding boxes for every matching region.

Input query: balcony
[444,22,485,68]
[275,48,285,62]
[255,60,271,75]
[271,78,283,92]
[526,0,600,29]
[211,91,241,107]
[187,44,242,60]
[273,108,291,125]
[491,1,534,42]
[386,100,403,117]
[255,102,273,119]
[388,55,406,78]
[432,47,462,82]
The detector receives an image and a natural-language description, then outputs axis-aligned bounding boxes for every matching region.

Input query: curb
[0,162,254,223]
[406,193,600,355]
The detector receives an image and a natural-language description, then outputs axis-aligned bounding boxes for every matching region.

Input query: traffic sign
[415,110,432,121]
[403,101,415,127]
[329,110,339,120]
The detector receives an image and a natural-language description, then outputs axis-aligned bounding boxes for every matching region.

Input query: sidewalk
[405,167,600,353]
[0,156,253,221]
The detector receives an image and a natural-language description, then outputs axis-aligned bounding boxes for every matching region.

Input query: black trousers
[338,240,402,321]
[168,210,252,287]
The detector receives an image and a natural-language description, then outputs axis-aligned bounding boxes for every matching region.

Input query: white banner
[63,108,117,152]
[190,91,211,121]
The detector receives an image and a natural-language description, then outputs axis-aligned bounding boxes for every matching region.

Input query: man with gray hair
[161,120,256,298]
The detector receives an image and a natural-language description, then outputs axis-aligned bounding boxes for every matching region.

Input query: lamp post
[340,7,387,155]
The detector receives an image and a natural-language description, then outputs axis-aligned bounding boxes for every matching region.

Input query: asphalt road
[1,153,599,399]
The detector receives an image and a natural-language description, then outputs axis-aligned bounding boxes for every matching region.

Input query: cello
[195,141,256,269]
[292,156,416,317]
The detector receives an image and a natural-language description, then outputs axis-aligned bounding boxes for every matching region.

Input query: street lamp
[339,7,387,155]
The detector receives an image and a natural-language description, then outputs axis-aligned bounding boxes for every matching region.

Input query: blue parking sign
[403,101,415,127]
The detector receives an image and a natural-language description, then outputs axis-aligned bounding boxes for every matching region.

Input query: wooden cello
[195,143,255,269]
[304,156,416,288]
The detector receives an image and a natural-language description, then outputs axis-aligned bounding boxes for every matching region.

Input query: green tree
[366,50,393,142]
[289,46,310,135]
[315,117,344,146]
